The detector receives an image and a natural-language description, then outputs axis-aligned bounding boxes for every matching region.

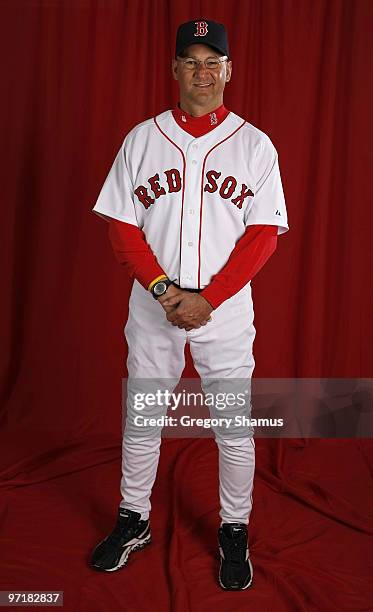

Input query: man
[90,19,289,591]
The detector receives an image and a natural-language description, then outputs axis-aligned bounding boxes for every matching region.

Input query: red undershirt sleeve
[200,224,278,310]
[108,219,166,290]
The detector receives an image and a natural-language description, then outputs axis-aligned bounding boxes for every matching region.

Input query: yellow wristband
[148,275,168,292]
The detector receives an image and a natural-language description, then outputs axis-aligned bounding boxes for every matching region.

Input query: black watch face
[154,281,168,296]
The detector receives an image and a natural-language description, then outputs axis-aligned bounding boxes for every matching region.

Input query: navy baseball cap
[175,19,229,58]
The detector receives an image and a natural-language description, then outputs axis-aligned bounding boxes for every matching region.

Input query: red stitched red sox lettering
[134,169,254,210]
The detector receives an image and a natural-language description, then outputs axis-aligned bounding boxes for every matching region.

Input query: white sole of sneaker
[91,531,152,572]
[218,557,253,590]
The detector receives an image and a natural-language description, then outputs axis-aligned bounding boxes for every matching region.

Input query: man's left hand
[162,292,213,329]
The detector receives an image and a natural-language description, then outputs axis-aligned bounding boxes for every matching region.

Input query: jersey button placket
[180,141,202,288]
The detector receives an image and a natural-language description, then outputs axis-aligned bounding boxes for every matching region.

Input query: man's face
[172,44,232,110]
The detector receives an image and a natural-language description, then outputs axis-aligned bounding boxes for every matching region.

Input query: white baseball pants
[120,280,256,524]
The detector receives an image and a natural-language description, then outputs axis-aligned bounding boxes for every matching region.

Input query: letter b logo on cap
[194,21,208,36]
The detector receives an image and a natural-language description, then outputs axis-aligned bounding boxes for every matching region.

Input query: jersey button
[188,209,194,214]
[192,160,197,165]
[188,241,193,246]
[192,144,198,149]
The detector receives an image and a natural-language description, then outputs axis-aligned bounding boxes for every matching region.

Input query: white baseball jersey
[92,110,289,289]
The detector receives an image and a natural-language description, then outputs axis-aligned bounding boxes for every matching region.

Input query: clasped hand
[157,285,213,331]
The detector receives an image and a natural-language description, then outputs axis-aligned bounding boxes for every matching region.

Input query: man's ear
[172,59,179,81]
[226,60,232,83]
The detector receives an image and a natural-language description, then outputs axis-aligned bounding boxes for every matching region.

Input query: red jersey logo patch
[210,112,218,126]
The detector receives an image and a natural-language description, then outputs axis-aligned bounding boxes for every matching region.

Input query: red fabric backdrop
[0,1,372,611]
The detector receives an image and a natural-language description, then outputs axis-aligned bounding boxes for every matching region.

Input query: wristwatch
[150,278,172,300]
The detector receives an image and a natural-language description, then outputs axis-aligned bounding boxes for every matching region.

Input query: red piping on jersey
[154,117,186,284]
[197,120,247,288]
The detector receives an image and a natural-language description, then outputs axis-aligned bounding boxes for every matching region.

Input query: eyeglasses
[176,56,228,71]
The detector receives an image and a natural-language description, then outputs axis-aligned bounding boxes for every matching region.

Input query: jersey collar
[172,103,229,138]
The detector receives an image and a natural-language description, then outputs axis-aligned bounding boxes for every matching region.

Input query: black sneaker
[90,508,151,572]
[218,523,253,590]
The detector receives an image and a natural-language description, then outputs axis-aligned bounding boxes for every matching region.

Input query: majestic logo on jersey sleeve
[194,21,208,36]
[134,168,254,211]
